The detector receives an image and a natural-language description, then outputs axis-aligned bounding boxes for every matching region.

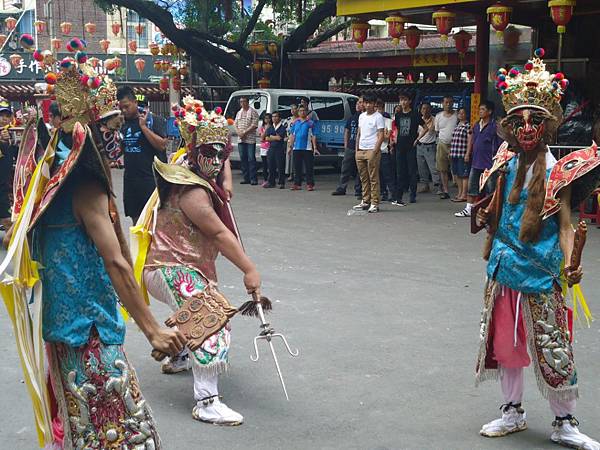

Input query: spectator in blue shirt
[288,106,318,191]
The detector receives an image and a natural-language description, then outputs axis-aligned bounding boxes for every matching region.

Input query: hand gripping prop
[247,292,299,401]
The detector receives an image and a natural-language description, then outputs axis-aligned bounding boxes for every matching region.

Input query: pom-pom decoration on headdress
[495,48,568,116]
[172,95,229,149]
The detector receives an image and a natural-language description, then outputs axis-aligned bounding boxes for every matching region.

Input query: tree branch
[284,0,337,53]
[308,20,349,48]
[237,0,268,44]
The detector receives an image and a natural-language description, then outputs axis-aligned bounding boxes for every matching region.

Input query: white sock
[465,203,473,213]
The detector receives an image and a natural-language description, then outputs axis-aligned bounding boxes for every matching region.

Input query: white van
[224,89,358,167]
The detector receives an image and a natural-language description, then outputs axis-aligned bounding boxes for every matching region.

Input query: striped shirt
[235,107,259,144]
[450,122,470,158]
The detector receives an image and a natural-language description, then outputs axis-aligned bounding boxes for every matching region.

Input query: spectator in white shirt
[434,95,458,199]
[415,103,439,194]
[353,94,385,213]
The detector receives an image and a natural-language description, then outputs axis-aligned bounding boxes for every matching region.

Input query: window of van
[225,93,268,120]
[276,96,299,119]
[310,96,345,120]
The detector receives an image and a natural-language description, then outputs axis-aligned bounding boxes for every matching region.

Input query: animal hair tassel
[238,296,273,317]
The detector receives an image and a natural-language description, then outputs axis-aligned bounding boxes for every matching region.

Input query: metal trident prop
[249,293,299,401]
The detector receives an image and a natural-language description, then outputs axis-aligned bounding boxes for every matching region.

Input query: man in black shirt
[264,111,287,188]
[332,96,363,196]
[117,86,167,223]
[393,92,419,205]
[0,102,16,230]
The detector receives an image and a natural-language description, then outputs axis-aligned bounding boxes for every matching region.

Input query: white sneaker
[368,204,379,213]
[551,416,600,450]
[454,208,471,217]
[480,403,527,437]
[192,397,244,426]
[161,351,192,374]
[353,201,369,211]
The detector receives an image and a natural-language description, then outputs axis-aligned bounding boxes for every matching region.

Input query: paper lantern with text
[135,24,145,36]
[432,8,455,41]
[258,77,270,88]
[134,58,145,74]
[161,60,170,72]
[5,17,17,32]
[0,35,7,47]
[149,43,160,56]
[252,60,262,72]
[34,20,46,34]
[268,42,278,57]
[89,57,100,68]
[405,26,421,53]
[351,22,370,49]
[128,40,138,53]
[262,60,273,73]
[60,22,73,36]
[111,23,121,36]
[99,39,110,54]
[386,15,405,47]
[487,3,512,38]
[159,76,169,91]
[453,30,472,57]
[549,0,576,34]
[153,59,162,71]
[9,54,22,68]
[84,22,97,35]
[51,38,62,51]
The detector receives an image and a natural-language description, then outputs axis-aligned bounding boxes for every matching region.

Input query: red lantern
[99,39,110,54]
[111,23,121,36]
[5,17,17,32]
[268,42,278,57]
[153,60,162,71]
[161,60,170,72]
[255,42,266,54]
[0,35,7,47]
[134,58,145,74]
[128,40,138,53]
[432,8,455,41]
[34,20,46,34]
[453,30,472,56]
[257,77,270,89]
[252,61,262,72]
[51,38,61,51]
[169,65,179,77]
[149,43,160,56]
[405,26,421,53]
[487,3,512,38]
[84,22,97,35]
[134,24,145,36]
[549,0,576,34]
[172,77,182,92]
[60,22,73,36]
[159,77,169,91]
[262,60,272,73]
[249,42,260,55]
[351,22,370,49]
[179,65,189,77]
[385,15,405,47]
[9,54,22,68]
[89,57,100,68]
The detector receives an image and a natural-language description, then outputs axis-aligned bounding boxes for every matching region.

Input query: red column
[474,14,490,97]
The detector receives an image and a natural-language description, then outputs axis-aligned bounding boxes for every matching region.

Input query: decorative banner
[470,92,481,126]
[412,53,448,67]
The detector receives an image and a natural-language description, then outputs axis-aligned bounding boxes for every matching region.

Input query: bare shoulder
[178,186,214,214]
[72,178,109,216]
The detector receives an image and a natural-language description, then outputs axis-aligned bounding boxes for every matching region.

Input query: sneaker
[353,201,369,211]
[454,208,471,217]
[439,192,450,199]
[368,204,379,213]
[391,200,406,207]
[307,184,314,191]
[551,416,600,450]
[161,351,192,374]
[192,396,244,426]
[290,185,301,191]
[331,189,346,196]
[480,403,527,437]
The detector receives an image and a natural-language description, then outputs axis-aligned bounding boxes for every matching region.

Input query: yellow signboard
[337,0,479,16]
[470,93,481,126]
[412,54,448,67]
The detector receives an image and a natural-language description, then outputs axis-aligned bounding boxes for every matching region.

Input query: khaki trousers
[355,149,381,205]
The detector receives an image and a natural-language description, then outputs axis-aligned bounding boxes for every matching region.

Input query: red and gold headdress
[495,48,568,116]
[172,95,229,148]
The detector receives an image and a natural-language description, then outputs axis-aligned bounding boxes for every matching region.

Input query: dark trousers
[293,150,314,186]
[261,155,269,181]
[268,147,286,186]
[395,146,418,201]
[379,152,396,200]
[238,142,257,183]
[335,147,361,195]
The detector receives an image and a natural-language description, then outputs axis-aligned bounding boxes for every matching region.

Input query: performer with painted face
[0,40,185,449]
[474,49,600,449]
[136,96,261,426]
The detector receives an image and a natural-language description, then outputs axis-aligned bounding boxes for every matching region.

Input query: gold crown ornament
[44,38,118,132]
[495,48,568,116]
[172,95,229,148]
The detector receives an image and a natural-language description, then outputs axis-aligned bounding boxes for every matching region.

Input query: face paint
[507,108,547,152]
[196,143,225,179]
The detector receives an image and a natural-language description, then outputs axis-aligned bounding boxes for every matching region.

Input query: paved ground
[1,169,600,450]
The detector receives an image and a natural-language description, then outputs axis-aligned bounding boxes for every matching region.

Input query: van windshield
[225,93,268,120]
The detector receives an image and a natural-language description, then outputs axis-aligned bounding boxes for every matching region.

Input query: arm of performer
[139,112,166,152]
[557,185,582,285]
[179,187,261,294]
[74,179,186,355]
[221,159,233,200]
